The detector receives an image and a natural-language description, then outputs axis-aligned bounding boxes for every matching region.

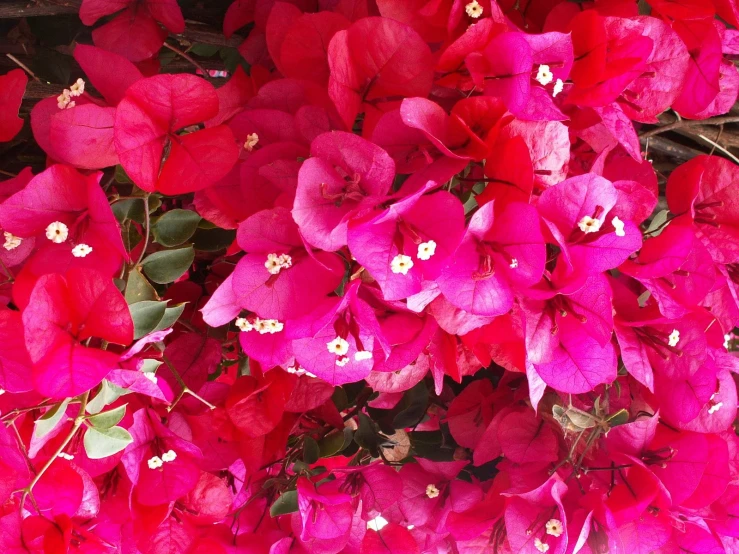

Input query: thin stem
[161,354,216,411]
[18,392,89,513]
[6,54,41,82]
[698,134,739,165]
[163,42,209,76]
[639,115,739,138]
[135,194,151,266]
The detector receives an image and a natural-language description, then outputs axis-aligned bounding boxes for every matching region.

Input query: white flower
[708,402,723,414]
[235,317,253,332]
[71,243,93,258]
[327,336,350,356]
[545,519,563,537]
[417,240,437,261]
[534,538,550,553]
[161,450,177,463]
[244,132,259,151]
[509,258,518,269]
[552,78,564,97]
[577,215,601,234]
[425,484,440,498]
[354,350,373,361]
[367,515,389,531]
[535,64,554,86]
[143,372,158,384]
[336,356,350,367]
[668,329,680,347]
[57,89,75,109]
[612,216,625,237]
[251,318,284,334]
[69,78,85,97]
[256,318,283,334]
[390,254,414,275]
[58,453,74,460]
[147,456,163,469]
[3,232,21,251]
[465,0,483,18]
[45,221,69,243]
[265,253,292,275]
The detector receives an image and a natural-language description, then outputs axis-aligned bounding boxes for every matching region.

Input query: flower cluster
[0,0,738,553]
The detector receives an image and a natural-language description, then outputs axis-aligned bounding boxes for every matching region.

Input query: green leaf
[220,46,250,72]
[87,380,127,415]
[192,227,237,252]
[606,409,630,428]
[303,436,320,464]
[645,209,669,236]
[126,268,158,303]
[34,400,70,439]
[130,301,167,340]
[189,43,221,57]
[154,303,186,333]
[269,491,298,517]
[392,381,428,429]
[83,426,133,459]
[142,246,195,284]
[354,412,380,456]
[87,405,127,430]
[114,165,133,184]
[154,209,202,247]
[112,198,145,224]
[318,427,353,458]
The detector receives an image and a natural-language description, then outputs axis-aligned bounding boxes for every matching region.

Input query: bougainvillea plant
[2,0,739,552]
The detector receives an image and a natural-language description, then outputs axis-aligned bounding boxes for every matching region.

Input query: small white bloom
[336,356,350,367]
[465,0,483,18]
[71,243,93,258]
[265,253,292,275]
[256,319,283,334]
[354,350,373,362]
[161,450,177,463]
[668,329,680,347]
[552,78,564,97]
[708,402,723,414]
[147,456,163,469]
[69,78,85,97]
[534,538,550,553]
[390,254,414,275]
[143,372,158,384]
[3,232,21,251]
[577,215,601,234]
[327,336,350,356]
[417,240,437,261]
[535,64,554,86]
[57,89,73,109]
[545,519,563,538]
[235,317,253,332]
[509,258,518,269]
[244,132,259,151]
[45,221,69,243]
[425,484,440,499]
[58,453,74,460]
[612,216,625,237]
[367,515,389,531]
